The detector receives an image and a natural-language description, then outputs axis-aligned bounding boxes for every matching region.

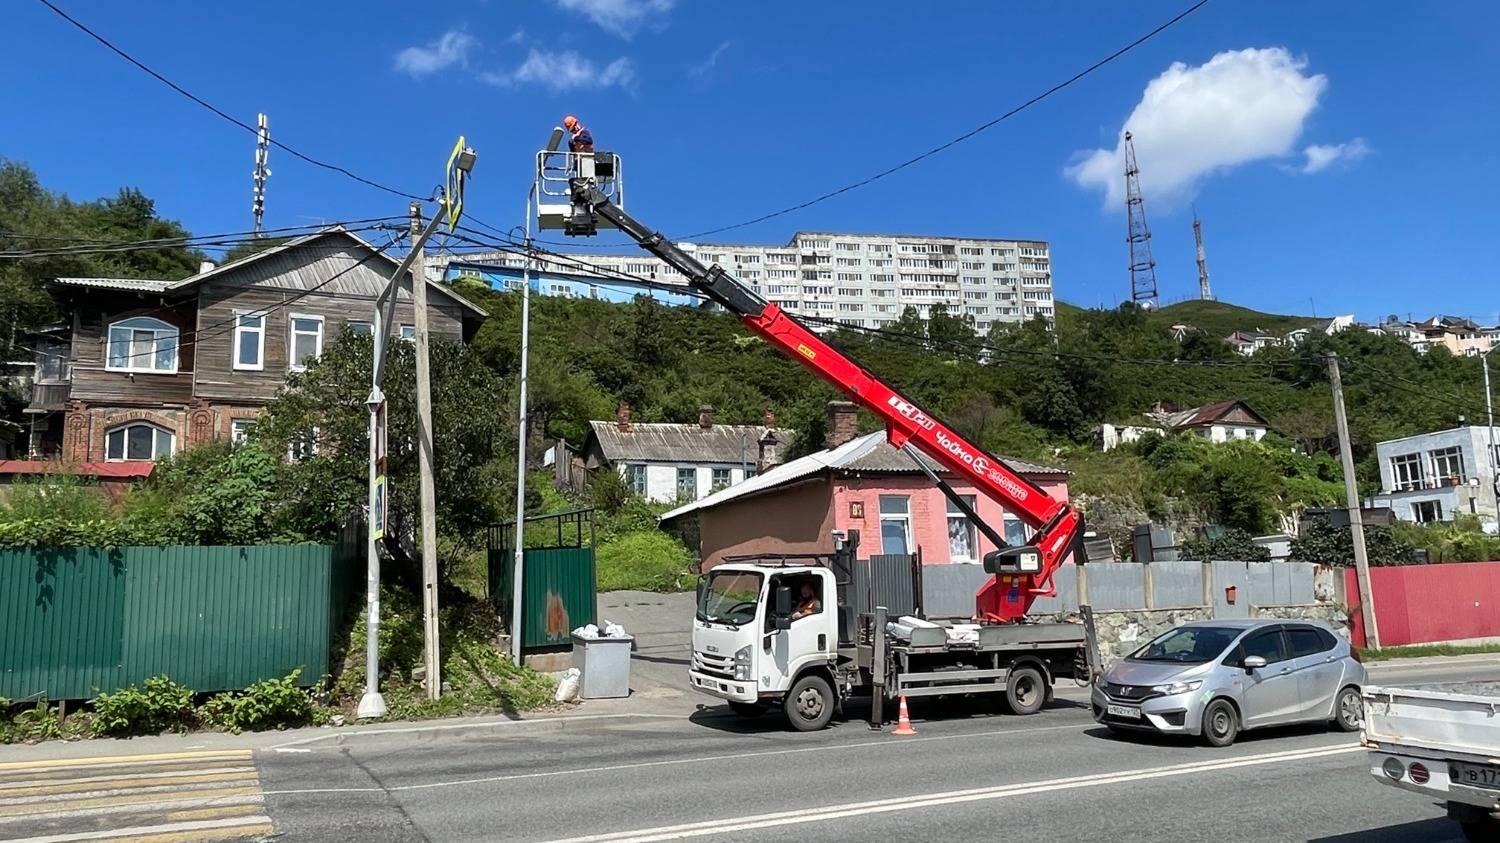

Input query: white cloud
[1066,47,1328,208]
[394,30,477,77]
[506,28,526,45]
[552,0,674,37]
[689,41,731,79]
[483,49,637,93]
[1300,138,1369,173]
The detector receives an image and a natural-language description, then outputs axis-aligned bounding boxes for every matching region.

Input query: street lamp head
[455,147,477,174]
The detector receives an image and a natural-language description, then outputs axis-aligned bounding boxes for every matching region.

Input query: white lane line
[0,766,256,792]
[0,794,263,825]
[268,712,687,748]
[0,776,261,806]
[4,814,273,843]
[261,721,1089,796]
[541,743,1365,843]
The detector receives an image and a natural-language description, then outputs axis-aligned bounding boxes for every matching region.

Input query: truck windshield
[698,570,763,627]
[1129,626,1241,663]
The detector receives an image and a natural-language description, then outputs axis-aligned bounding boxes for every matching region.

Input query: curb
[266,712,687,749]
[1364,652,1500,671]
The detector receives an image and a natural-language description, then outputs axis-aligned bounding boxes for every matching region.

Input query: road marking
[0,769,258,799]
[3,815,273,843]
[541,743,1365,843]
[0,751,251,774]
[262,720,1090,795]
[0,776,261,806]
[0,788,262,821]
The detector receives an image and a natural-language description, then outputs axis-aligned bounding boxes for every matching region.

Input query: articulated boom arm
[575,186,1082,621]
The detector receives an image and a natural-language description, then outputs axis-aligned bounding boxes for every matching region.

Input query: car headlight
[734,645,752,681]
[1152,680,1202,695]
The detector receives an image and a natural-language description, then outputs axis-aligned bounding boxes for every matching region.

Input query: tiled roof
[54,277,172,293]
[586,420,793,464]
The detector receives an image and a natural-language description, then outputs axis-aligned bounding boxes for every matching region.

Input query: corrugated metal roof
[54,277,172,293]
[659,430,1066,522]
[1152,399,1266,430]
[587,420,794,464]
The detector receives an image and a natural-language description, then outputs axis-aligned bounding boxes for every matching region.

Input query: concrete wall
[1050,603,1352,668]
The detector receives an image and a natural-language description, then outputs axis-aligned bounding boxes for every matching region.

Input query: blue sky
[5,0,1497,323]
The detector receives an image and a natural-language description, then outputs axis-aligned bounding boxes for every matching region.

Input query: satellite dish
[545,127,565,153]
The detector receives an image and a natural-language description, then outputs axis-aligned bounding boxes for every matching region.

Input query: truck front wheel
[784,675,835,731]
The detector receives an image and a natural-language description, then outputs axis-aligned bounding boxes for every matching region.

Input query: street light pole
[1484,347,1497,511]
[510,185,536,666]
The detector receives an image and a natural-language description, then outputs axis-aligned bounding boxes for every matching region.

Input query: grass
[1356,642,1500,662]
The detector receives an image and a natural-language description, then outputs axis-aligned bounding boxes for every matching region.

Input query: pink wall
[831,475,1070,563]
[1345,562,1500,647]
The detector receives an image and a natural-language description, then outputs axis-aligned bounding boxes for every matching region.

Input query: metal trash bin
[571,632,633,699]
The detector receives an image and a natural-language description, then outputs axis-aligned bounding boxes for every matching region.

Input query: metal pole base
[356,691,388,720]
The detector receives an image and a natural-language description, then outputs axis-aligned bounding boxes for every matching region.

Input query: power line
[0,217,403,250]
[681,0,1213,239]
[34,0,429,203]
[0,222,403,260]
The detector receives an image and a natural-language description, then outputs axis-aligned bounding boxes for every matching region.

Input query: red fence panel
[1346,562,1500,647]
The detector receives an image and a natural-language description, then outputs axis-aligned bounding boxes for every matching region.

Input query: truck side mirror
[773,585,793,631]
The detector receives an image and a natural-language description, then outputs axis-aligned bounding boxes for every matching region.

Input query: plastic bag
[554,668,581,702]
[572,623,600,638]
[603,621,627,638]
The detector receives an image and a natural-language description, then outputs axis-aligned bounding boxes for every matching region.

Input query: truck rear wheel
[784,675,834,731]
[1003,667,1045,715]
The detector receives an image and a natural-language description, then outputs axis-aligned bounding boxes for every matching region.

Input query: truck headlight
[734,645,752,681]
[1152,680,1202,695]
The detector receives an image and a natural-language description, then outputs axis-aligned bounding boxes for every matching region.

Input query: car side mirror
[773,586,793,631]
[1242,655,1267,673]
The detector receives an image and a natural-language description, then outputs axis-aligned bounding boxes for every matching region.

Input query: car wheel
[784,675,834,732]
[1004,666,1046,715]
[729,701,768,718]
[1201,699,1239,747]
[1332,686,1362,732]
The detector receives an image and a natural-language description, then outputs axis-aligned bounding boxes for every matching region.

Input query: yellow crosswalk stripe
[0,770,258,799]
[0,750,250,772]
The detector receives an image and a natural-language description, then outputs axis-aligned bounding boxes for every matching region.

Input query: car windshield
[1129,626,1243,664]
[697,570,763,627]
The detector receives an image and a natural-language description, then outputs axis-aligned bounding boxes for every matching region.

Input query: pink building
[660,404,1069,569]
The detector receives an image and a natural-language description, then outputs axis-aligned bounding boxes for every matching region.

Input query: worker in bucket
[563,115,593,153]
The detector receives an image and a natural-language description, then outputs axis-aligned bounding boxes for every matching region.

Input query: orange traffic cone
[892,695,917,736]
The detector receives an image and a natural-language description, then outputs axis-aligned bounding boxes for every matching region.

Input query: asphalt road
[247,658,1499,843]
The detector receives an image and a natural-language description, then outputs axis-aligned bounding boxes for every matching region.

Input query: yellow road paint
[0,770,257,799]
[162,804,266,823]
[0,785,260,818]
[0,750,251,773]
[108,824,274,843]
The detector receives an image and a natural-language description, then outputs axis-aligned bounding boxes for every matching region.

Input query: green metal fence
[489,510,596,651]
[0,541,359,701]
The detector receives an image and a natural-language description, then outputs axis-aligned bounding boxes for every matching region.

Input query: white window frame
[399,324,417,343]
[879,495,912,556]
[946,495,978,563]
[347,321,373,337]
[104,422,175,462]
[711,467,732,491]
[676,466,699,501]
[230,419,258,444]
[288,314,324,372]
[1430,446,1465,482]
[1390,452,1425,490]
[232,312,266,371]
[105,316,179,375]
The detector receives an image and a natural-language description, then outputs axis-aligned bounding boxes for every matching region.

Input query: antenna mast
[1124,132,1158,308]
[1193,205,1212,301]
[252,113,271,236]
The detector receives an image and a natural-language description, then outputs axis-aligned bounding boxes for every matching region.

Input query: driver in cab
[791,582,821,620]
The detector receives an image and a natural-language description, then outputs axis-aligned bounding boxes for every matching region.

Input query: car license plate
[1451,762,1500,790]
[1106,704,1141,719]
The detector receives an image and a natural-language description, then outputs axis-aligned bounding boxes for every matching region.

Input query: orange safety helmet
[563,115,578,130]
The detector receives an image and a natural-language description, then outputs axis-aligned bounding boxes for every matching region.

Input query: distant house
[1413,315,1492,357]
[1285,315,1355,345]
[1224,330,1279,356]
[1096,399,1270,451]
[1365,426,1498,532]
[660,402,1069,569]
[23,227,487,462]
[578,405,792,504]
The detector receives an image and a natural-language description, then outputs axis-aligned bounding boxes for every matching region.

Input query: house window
[106,316,178,374]
[947,495,977,562]
[879,495,911,555]
[711,468,732,491]
[288,315,324,371]
[233,313,265,370]
[35,338,71,382]
[230,419,258,444]
[1390,453,1425,490]
[677,467,698,501]
[347,321,373,337]
[624,464,647,496]
[1430,446,1465,482]
[1003,514,1028,547]
[288,427,320,462]
[1412,500,1443,523]
[400,324,416,343]
[105,422,174,461]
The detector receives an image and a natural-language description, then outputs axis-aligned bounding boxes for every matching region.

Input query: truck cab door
[763,572,834,693]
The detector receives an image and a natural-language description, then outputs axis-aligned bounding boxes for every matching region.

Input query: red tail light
[1408,762,1430,784]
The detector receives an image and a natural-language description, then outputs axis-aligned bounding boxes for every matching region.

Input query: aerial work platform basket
[535,127,623,236]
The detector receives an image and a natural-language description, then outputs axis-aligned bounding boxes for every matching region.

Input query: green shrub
[0,474,112,523]
[199,670,312,733]
[90,676,196,737]
[597,530,696,592]
[1181,528,1271,562]
[8,702,63,743]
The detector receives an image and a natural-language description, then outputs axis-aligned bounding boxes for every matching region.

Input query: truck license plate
[1106,704,1141,719]
[1451,763,1500,790]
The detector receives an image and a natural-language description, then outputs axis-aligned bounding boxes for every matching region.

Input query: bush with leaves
[597,530,696,592]
[199,670,312,733]
[1180,528,1272,562]
[90,676,196,737]
[136,441,283,545]
[1290,518,1415,566]
[5,702,63,743]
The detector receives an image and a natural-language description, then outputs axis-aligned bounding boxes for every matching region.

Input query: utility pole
[1123,132,1159,309]
[1327,353,1380,648]
[510,185,536,666]
[412,205,442,700]
[252,113,271,235]
[1484,348,1497,505]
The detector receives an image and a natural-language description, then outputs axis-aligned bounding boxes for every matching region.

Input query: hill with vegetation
[1058,299,1321,339]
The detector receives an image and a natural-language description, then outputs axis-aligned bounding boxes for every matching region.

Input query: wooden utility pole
[412,204,442,698]
[1327,353,1380,648]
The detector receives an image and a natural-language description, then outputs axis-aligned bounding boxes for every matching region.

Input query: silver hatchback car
[1091,619,1368,746]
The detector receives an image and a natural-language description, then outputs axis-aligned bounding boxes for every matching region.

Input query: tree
[132,441,282,545]
[1289,519,1414,566]
[220,236,291,264]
